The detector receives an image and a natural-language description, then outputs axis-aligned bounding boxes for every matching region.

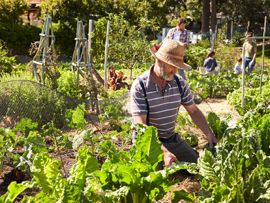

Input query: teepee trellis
[32,17,56,84]
[71,21,94,88]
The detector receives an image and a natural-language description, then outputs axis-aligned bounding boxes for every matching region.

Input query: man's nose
[172,68,178,74]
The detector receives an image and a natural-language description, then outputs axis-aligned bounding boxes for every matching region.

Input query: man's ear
[157,58,161,66]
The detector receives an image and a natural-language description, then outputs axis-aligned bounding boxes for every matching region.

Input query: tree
[202,0,210,33]
[211,0,217,32]
[219,0,270,33]
[0,0,28,24]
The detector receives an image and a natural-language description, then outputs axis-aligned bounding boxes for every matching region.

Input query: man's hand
[207,134,218,148]
[163,151,178,167]
[251,60,255,65]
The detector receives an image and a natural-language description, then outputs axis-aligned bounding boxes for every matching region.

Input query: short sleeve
[179,77,194,106]
[130,80,148,116]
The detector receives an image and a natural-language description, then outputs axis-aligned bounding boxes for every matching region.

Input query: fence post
[231,21,233,40]
[162,28,168,40]
[88,20,94,64]
[260,16,267,94]
[104,21,110,90]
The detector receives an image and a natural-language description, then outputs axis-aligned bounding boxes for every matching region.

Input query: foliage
[182,132,199,147]
[220,0,270,33]
[0,125,194,203]
[215,45,241,71]
[57,69,80,99]
[0,23,41,55]
[216,21,227,46]
[230,32,245,47]
[0,0,28,24]
[187,69,240,99]
[186,43,210,68]
[206,112,232,140]
[107,66,129,90]
[185,0,202,23]
[0,41,16,75]
[0,81,75,128]
[65,103,87,132]
[90,13,157,67]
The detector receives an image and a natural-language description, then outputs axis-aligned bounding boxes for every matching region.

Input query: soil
[0,98,241,202]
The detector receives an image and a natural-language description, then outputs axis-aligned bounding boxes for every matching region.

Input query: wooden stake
[260,16,267,94]
[104,21,110,90]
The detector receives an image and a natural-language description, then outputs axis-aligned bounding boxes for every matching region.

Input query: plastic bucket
[199,67,206,75]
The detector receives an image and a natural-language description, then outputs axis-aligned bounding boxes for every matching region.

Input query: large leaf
[68,146,100,190]
[134,126,163,166]
[0,181,34,203]
[171,190,195,203]
[30,153,63,194]
[198,150,221,184]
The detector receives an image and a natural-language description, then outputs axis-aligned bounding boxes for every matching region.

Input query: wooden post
[162,28,168,40]
[247,21,250,33]
[260,16,267,94]
[215,24,218,39]
[104,21,110,90]
[231,21,233,40]
[88,20,94,64]
[241,45,245,109]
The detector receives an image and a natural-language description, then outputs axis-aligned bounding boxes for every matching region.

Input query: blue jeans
[245,57,255,73]
[178,56,187,80]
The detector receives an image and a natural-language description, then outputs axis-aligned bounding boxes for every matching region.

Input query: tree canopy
[0,0,28,24]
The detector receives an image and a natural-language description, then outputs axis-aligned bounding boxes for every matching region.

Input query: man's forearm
[189,108,214,137]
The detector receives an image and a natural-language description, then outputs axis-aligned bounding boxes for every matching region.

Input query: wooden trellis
[71,21,99,113]
[240,16,270,108]
[71,21,94,87]
[32,17,56,84]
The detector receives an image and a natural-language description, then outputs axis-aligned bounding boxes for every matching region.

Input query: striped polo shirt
[130,65,194,139]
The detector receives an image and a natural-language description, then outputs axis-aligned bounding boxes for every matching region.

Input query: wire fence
[0,80,129,129]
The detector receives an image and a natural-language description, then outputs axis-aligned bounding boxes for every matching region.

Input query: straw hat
[150,38,192,70]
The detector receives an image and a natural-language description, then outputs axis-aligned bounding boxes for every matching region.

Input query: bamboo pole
[260,16,267,94]
[241,45,245,109]
[231,21,233,40]
[104,21,110,90]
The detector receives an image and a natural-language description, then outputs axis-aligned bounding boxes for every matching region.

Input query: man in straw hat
[130,39,218,169]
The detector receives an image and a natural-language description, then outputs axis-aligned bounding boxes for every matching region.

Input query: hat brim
[150,48,192,71]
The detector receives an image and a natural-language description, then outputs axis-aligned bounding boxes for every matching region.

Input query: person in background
[203,50,218,75]
[166,18,189,80]
[243,32,257,75]
[234,57,242,75]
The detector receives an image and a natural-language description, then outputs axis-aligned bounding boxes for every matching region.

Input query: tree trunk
[202,0,210,33]
[211,0,217,32]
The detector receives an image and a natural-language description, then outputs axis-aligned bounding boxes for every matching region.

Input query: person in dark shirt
[203,50,218,75]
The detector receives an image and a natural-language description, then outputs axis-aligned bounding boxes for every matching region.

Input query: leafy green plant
[65,103,87,132]
[90,13,156,68]
[57,69,80,99]
[206,112,232,140]
[0,40,16,75]
[92,125,193,203]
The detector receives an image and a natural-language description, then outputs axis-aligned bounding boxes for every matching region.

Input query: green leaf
[68,146,100,190]
[171,190,195,203]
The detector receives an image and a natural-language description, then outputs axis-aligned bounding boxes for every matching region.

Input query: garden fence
[0,80,129,129]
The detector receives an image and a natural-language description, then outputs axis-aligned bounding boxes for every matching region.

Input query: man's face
[178,23,186,31]
[158,61,178,81]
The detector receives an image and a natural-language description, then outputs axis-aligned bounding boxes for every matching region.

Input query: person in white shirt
[166,18,189,80]
[234,57,242,75]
